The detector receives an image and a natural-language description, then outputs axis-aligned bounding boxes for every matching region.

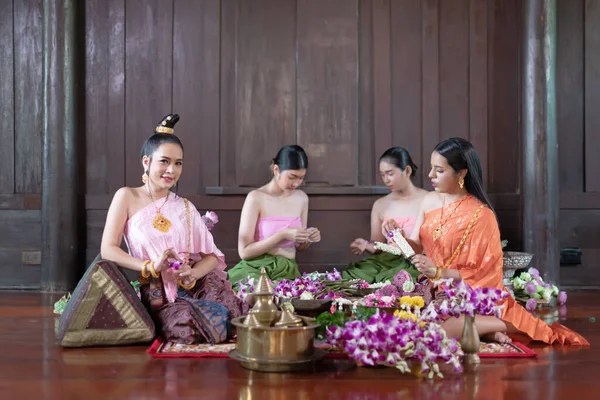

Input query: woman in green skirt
[343,147,428,283]
[227,145,321,289]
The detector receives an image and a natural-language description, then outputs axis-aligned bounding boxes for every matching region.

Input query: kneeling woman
[227,145,321,289]
[342,147,428,283]
[100,114,247,344]
[407,137,588,346]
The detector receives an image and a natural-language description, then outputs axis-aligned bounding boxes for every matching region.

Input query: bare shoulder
[372,194,391,211]
[293,189,309,203]
[421,191,443,213]
[415,188,430,199]
[112,187,136,203]
[243,189,263,210]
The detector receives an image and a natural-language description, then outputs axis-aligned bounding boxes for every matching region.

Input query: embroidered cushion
[56,254,155,347]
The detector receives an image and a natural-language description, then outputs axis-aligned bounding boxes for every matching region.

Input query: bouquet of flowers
[326,310,463,379]
[419,279,509,322]
[324,278,508,379]
[511,268,567,311]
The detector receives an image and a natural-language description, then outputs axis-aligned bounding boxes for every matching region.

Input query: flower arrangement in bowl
[511,268,567,311]
[501,240,534,287]
[238,268,378,300]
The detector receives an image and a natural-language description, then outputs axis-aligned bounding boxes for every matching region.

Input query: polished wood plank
[0,291,598,399]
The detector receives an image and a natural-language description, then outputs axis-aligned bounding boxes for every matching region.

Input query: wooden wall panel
[390,0,422,186]
[14,0,43,194]
[468,0,488,181]
[372,0,392,178]
[1,211,41,289]
[559,210,600,286]
[584,0,600,192]
[357,0,374,186]
[297,0,359,186]
[172,0,221,195]
[487,0,521,194]
[0,0,14,194]
[124,0,173,187]
[557,0,584,193]
[234,0,297,186]
[420,0,440,189]
[85,0,125,195]
[439,0,469,141]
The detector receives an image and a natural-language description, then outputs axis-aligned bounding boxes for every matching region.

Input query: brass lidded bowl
[231,315,319,361]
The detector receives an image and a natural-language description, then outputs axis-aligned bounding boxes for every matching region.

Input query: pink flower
[525,298,537,311]
[529,268,540,278]
[201,211,219,230]
[525,282,537,296]
[558,291,567,305]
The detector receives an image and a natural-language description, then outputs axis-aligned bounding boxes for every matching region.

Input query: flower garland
[236,269,365,301]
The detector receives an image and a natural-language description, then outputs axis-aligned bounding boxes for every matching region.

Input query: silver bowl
[502,251,533,285]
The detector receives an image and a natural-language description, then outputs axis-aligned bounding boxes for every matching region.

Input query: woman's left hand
[174,261,197,285]
[307,227,321,243]
[411,254,438,279]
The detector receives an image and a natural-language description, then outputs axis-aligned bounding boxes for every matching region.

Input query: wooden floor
[1,292,598,400]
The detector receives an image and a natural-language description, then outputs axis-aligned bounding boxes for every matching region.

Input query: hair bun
[155,113,180,134]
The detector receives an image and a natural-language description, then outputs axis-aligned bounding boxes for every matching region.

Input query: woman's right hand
[381,219,401,239]
[349,238,368,255]
[153,248,181,273]
[284,228,310,243]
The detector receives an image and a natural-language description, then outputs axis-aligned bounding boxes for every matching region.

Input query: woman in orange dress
[387,137,588,346]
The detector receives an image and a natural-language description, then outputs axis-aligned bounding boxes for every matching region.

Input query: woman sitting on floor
[400,137,589,345]
[99,114,247,344]
[227,145,321,289]
[342,147,428,283]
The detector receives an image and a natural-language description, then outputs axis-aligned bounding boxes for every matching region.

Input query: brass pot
[231,315,319,361]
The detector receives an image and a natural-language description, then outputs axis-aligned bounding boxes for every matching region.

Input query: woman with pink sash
[343,147,428,283]
[100,114,246,344]
[227,145,321,288]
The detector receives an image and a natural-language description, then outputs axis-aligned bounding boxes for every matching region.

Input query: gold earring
[142,172,148,184]
[458,176,464,189]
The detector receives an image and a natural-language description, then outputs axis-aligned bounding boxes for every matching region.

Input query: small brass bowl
[231,315,319,362]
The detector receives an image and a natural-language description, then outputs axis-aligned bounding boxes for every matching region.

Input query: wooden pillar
[522,0,559,285]
[41,0,81,292]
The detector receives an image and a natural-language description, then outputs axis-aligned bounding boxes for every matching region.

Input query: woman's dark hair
[272,145,308,172]
[433,137,495,214]
[379,147,418,177]
[140,113,184,167]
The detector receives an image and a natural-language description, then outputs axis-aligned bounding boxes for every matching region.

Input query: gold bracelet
[178,279,196,290]
[141,260,151,279]
[433,266,442,281]
[148,261,160,278]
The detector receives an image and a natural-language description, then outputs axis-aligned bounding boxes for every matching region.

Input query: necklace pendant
[153,213,172,233]
[432,227,442,241]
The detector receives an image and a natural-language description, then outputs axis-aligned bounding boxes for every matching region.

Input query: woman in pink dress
[100,114,246,344]
[343,147,428,283]
[227,145,321,288]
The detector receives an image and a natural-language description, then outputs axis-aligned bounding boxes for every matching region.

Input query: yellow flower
[400,296,413,306]
[411,296,425,309]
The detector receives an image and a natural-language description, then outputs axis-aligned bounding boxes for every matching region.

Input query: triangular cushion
[57,254,156,347]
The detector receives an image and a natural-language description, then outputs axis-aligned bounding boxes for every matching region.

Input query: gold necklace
[147,186,171,233]
[431,194,470,241]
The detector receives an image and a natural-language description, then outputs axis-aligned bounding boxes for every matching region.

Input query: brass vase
[459,315,481,365]
[247,267,279,326]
